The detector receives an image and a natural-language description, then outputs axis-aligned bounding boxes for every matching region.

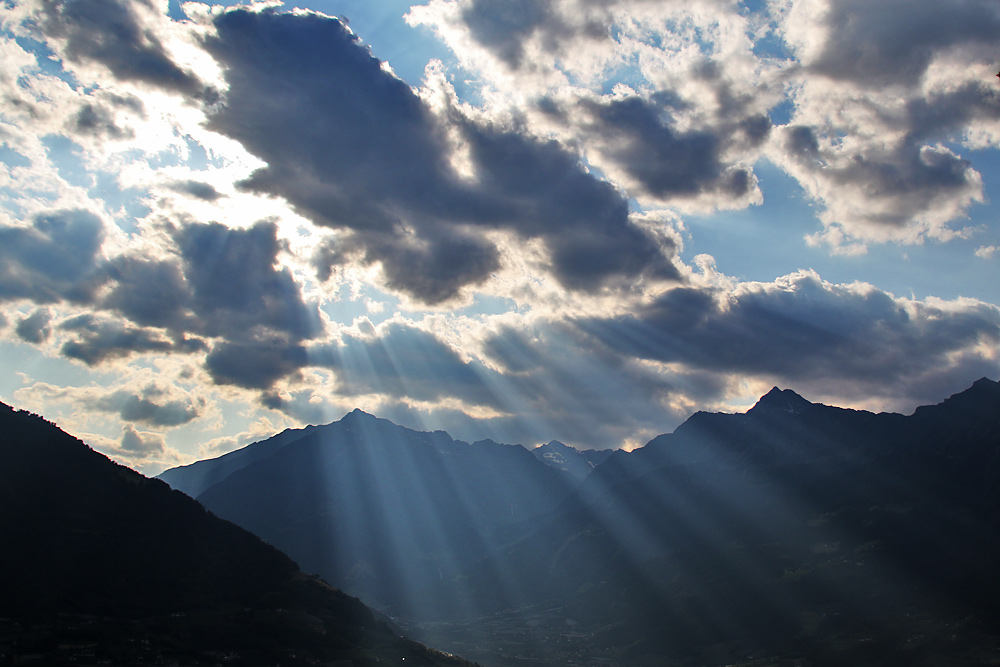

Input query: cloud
[476,318,723,447]
[174,220,323,341]
[15,308,53,344]
[204,336,309,389]
[66,92,145,142]
[1,0,997,463]
[777,110,988,246]
[417,0,684,76]
[291,318,716,449]
[414,0,1000,248]
[409,0,780,208]
[0,209,107,304]
[770,0,1000,246]
[31,0,209,98]
[577,271,1000,389]
[201,6,676,302]
[317,227,503,307]
[59,313,195,365]
[101,255,194,331]
[790,0,1000,88]
[95,386,204,427]
[120,423,165,454]
[0,215,323,387]
[98,220,324,387]
[459,0,560,68]
[15,377,205,428]
[70,101,133,140]
[580,95,762,201]
[164,179,224,201]
[91,421,184,474]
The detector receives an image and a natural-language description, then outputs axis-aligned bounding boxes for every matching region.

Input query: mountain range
[157,378,1000,666]
[0,402,476,666]
[2,379,997,666]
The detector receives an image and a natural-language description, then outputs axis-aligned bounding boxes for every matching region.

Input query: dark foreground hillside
[0,402,476,667]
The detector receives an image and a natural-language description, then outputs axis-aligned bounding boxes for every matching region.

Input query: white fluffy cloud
[410,0,1000,248]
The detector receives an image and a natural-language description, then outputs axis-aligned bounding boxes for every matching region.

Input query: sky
[1,0,999,474]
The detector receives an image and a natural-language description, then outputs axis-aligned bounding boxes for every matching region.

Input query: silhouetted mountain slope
[0,402,475,667]
[170,409,574,620]
[159,380,1000,666]
[157,422,319,498]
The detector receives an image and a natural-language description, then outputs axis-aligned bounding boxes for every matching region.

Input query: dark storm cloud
[164,180,224,201]
[203,8,462,232]
[0,217,319,373]
[94,387,203,426]
[578,273,1000,385]
[780,115,986,232]
[784,125,820,159]
[71,101,134,139]
[15,308,52,344]
[807,0,1000,87]
[457,0,613,69]
[785,82,1000,203]
[346,230,502,305]
[259,390,331,426]
[458,118,681,288]
[101,219,322,349]
[35,0,208,98]
[202,7,675,302]
[584,96,745,199]
[60,313,180,365]
[482,323,545,373]
[828,145,972,214]
[903,82,1000,145]
[102,256,193,330]
[461,0,558,67]
[204,337,309,389]
[175,220,323,340]
[99,220,322,388]
[0,209,107,304]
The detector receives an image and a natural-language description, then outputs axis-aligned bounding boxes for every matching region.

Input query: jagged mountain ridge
[483,379,1000,664]
[158,379,1000,666]
[531,439,614,481]
[177,409,576,620]
[0,402,475,667]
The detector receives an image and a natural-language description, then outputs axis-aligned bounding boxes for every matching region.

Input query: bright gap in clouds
[685,158,1000,304]
[0,0,998,474]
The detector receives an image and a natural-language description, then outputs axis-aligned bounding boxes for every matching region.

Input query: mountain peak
[914,377,1000,418]
[341,408,377,422]
[749,386,812,415]
[969,376,1000,393]
[539,439,571,450]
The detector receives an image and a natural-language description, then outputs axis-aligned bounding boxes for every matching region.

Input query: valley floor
[400,601,1000,667]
